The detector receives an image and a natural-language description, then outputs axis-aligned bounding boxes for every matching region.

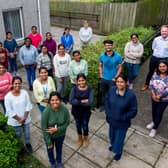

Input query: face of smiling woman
[116,77,127,91]
[12,79,22,92]
[50,95,61,110]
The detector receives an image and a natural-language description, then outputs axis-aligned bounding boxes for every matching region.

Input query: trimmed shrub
[79,26,154,105]
[0,113,21,168]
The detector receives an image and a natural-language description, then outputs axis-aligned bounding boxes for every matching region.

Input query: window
[3,8,24,40]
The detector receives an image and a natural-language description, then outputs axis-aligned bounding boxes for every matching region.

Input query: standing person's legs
[145,56,159,86]
[109,124,115,151]
[132,64,140,82]
[62,77,68,99]
[74,116,83,135]
[82,113,91,136]
[25,67,32,87]
[56,77,63,97]
[55,136,65,165]
[152,100,168,129]
[0,99,6,115]
[30,66,36,86]
[8,57,14,73]
[13,126,22,139]
[125,62,133,84]
[23,123,31,144]
[13,57,18,73]
[112,127,128,161]
[46,140,55,167]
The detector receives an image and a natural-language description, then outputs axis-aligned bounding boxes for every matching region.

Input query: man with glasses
[99,40,122,112]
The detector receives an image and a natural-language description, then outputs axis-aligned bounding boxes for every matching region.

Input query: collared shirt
[99,51,122,80]
[152,36,168,58]
[19,45,38,65]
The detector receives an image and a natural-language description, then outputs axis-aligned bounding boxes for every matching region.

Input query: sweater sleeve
[24,91,32,111]
[57,107,70,134]
[124,42,136,60]
[82,89,94,106]
[19,48,24,65]
[69,87,81,105]
[41,108,52,146]
[33,80,44,103]
[129,43,144,58]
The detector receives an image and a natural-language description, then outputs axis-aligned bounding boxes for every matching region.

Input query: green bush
[0,113,21,168]
[80,26,154,105]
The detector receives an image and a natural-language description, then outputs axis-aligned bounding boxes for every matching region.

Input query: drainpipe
[37,0,42,35]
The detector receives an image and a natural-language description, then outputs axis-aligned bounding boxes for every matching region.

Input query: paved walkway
[2,27,168,168]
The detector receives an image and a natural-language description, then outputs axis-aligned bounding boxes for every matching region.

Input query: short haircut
[24,37,32,44]
[130,33,139,39]
[73,50,80,56]
[103,40,113,45]
[31,25,37,30]
[6,31,12,35]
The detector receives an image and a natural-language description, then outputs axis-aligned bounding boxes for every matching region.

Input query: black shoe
[29,85,33,91]
[26,143,33,153]
[113,153,122,161]
[108,146,113,152]
[99,106,105,112]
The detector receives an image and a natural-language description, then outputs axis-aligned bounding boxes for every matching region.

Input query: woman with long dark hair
[41,91,70,168]
[146,60,168,137]
[69,73,94,147]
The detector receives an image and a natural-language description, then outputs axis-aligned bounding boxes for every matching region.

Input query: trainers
[108,146,113,152]
[29,85,33,91]
[146,122,154,130]
[26,143,33,153]
[113,153,122,161]
[141,84,148,91]
[149,129,157,138]
[57,163,64,168]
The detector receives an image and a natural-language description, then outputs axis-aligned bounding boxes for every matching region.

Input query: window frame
[3,7,24,41]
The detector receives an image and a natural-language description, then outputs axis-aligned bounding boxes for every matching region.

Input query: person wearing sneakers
[146,61,168,138]
[141,25,168,91]
[105,75,137,161]
[69,73,94,147]
[124,33,144,89]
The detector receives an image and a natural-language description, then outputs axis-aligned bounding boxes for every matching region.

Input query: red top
[28,33,42,48]
[0,48,8,68]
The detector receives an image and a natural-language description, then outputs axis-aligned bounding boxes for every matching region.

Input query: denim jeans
[74,113,91,136]
[125,62,139,83]
[109,124,127,154]
[0,99,6,115]
[37,104,46,113]
[152,100,168,129]
[25,66,36,87]
[8,57,18,73]
[13,123,31,144]
[46,136,65,165]
[56,77,68,98]
[100,78,115,106]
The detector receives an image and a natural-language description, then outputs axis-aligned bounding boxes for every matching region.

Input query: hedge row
[79,26,154,105]
[0,113,21,168]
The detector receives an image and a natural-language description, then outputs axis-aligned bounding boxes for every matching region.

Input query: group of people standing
[0,23,168,168]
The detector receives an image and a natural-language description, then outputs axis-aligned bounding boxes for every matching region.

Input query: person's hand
[46,127,58,134]
[18,118,26,124]
[152,95,160,102]
[81,99,88,103]
[156,94,161,100]
[59,78,63,82]
[48,145,53,149]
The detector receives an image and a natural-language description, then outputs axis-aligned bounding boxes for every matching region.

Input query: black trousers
[145,56,168,85]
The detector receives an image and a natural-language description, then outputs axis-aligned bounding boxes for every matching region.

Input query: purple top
[43,39,56,56]
[149,72,168,102]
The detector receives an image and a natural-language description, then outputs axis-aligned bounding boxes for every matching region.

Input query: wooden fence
[50,0,168,34]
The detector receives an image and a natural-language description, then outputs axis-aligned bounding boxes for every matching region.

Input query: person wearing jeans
[42,92,70,168]
[141,25,168,91]
[146,61,168,137]
[69,74,94,147]
[5,76,33,153]
[99,40,122,112]
[53,44,71,102]
[124,33,144,89]
[19,37,38,91]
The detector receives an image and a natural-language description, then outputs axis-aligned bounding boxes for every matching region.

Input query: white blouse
[5,89,32,126]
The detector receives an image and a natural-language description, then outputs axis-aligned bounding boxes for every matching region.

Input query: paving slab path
[1,27,168,168]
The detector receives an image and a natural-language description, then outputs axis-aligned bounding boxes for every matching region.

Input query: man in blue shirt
[19,37,38,91]
[141,25,168,91]
[99,40,122,112]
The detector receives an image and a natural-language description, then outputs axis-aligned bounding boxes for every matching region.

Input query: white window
[3,8,24,40]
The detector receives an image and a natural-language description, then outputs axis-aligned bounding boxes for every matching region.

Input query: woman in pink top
[28,25,42,48]
[0,62,12,114]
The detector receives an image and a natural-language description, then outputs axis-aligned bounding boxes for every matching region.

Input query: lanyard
[42,82,48,98]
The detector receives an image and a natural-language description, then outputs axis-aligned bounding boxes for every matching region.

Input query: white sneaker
[146,122,154,130]
[149,129,156,138]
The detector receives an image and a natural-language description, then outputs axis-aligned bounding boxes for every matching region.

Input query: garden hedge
[0,113,21,168]
[79,26,154,105]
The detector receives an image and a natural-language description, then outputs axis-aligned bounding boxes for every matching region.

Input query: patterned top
[149,72,168,102]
